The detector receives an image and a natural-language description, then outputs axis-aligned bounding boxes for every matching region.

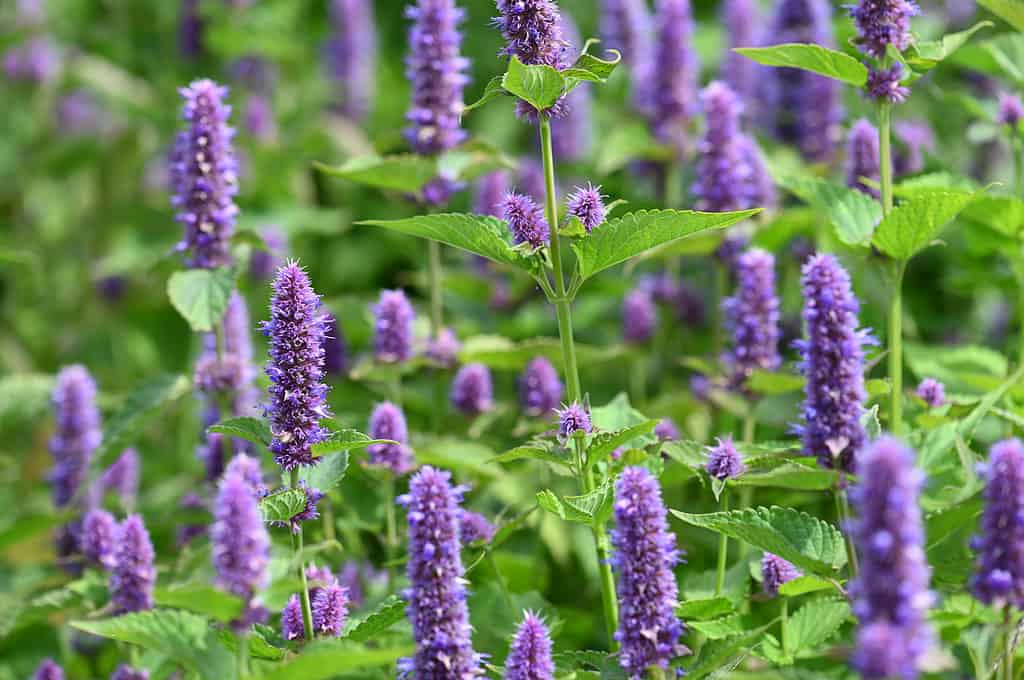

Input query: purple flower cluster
[600,0,651,72]
[368,401,414,474]
[3,37,59,84]
[324,0,377,121]
[850,0,919,59]
[110,515,155,614]
[459,509,496,544]
[970,439,1024,608]
[566,183,606,232]
[475,171,510,216]
[518,357,564,416]
[647,0,699,156]
[312,583,349,636]
[426,327,461,368]
[622,288,657,344]
[612,467,686,678]
[706,436,745,480]
[867,63,910,104]
[894,120,934,176]
[373,290,416,364]
[262,263,331,470]
[847,118,881,198]
[96,448,140,509]
[281,595,305,640]
[794,254,872,472]
[32,659,64,680]
[557,403,591,437]
[211,467,270,604]
[502,192,550,249]
[655,418,680,442]
[81,509,118,570]
[916,378,946,408]
[505,612,555,680]
[49,365,101,509]
[398,466,483,679]
[722,249,781,386]
[494,0,567,69]
[171,79,239,270]
[451,363,494,415]
[999,92,1024,127]
[761,553,801,596]
[692,81,758,212]
[849,437,934,680]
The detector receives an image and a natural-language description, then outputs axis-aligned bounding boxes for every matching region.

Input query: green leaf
[688,614,748,639]
[586,419,660,462]
[259,639,413,680]
[96,374,191,465]
[747,370,807,395]
[787,598,851,654]
[501,56,567,112]
[670,506,847,575]
[314,154,438,194]
[0,511,73,551]
[489,445,569,467]
[71,610,234,680]
[562,48,622,89]
[167,267,236,333]
[734,43,868,86]
[777,174,882,247]
[311,429,392,457]
[536,484,613,527]
[358,213,536,273]
[976,0,1024,32]
[872,190,977,260]
[777,574,835,597]
[734,464,839,491]
[463,75,509,113]
[343,596,406,642]
[0,372,53,432]
[676,597,735,620]
[208,416,272,448]
[686,624,772,679]
[572,209,759,282]
[153,584,243,623]
[457,335,622,371]
[258,488,309,523]
[959,364,1024,442]
[299,450,350,491]
[908,21,993,71]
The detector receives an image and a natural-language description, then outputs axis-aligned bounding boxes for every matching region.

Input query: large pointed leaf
[872,190,977,260]
[343,596,406,642]
[208,416,272,448]
[734,43,868,86]
[254,638,411,680]
[501,55,566,112]
[562,47,622,89]
[167,267,236,332]
[908,21,993,71]
[777,175,882,246]
[572,209,759,281]
[299,450,350,491]
[258,488,309,523]
[976,0,1024,32]
[464,75,509,113]
[153,584,244,623]
[314,154,438,194]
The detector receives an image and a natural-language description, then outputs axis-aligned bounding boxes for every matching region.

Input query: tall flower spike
[600,0,651,74]
[738,135,777,210]
[171,79,239,269]
[312,583,349,637]
[398,466,483,679]
[566,183,606,232]
[97,448,140,509]
[262,263,332,470]
[761,553,801,596]
[368,401,415,474]
[281,594,305,640]
[692,81,753,212]
[494,0,567,69]
[50,365,101,509]
[474,171,510,216]
[110,515,156,614]
[970,439,1024,607]
[721,0,760,106]
[722,249,781,386]
[32,659,64,680]
[706,436,746,480]
[81,509,118,570]
[501,192,550,249]
[505,611,555,680]
[518,356,564,417]
[111,666,149,680]
[623,288,657,345]
[552,14,592,161]
[325,0,376,121]
[850,0,919,59]
[211,469,270,603]
[647,0,699,156]
[612,467,686,678]
[373,289,416,364]
[794,254,872,472]
[847,118,881,198]
[451,363,495,416]
[849,437,934,680]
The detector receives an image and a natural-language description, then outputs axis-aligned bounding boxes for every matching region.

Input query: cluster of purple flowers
[324,0,376,121]
[502,192,550,249]
[110,515,156,614]
[916,378,946,408]
[281,564,350,640]
[646,0,699,156]
[505,612,555,680]
[761,553,801,596]
[367,402,415,474]
[518,357,563,416]
[451,363,494,415]
[722,249,781,387]
[847,119,881,198]
[373,290,416,364]
[970,439,1024,608]
[706,436,745,480]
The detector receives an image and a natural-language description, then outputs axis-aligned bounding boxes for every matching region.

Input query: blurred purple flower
[721,0,761,106]
[249,227,286,282]
[50,365,101,510]
[518,357,564,417]
[323,312,348,377]
[81,509,118,570]
[866,63,910,104]
[647,0,699,156]
[847,118,881,198]
[506,611,555,680]
[655,418,680,442]
[692,81,754,212]
[451,363,494,416]
[32,660,64,680]
[999,92,1024,127]
[425,327,461,368]
[312,583,349,637]
[373,289,416,364]
[368,401,414,474]
[458,509,496,544]
[474,171,510,216]
[916,378,946,408]
[623,288,657,345]
[110,515,156,614]
[722,249,781,386]
[325,0,377,121]
[850,0,919,59]
[971,439,1024,608]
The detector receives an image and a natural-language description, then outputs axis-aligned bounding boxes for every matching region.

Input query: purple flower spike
[566,183,606,232]
[33,659,64,680]
[338,562,367,607]
[50,365,101,509]
[692,81,753,212]
[171,79,239,270]
[111,665,149,680]
[262,263,332,470]
[501,192,550,249]
[451,363,494,416]
[706,436,745,480]
[325,0,377,121]
[225,453,266,495]
[110,515,155,614]
[849,437,934,680]
[850,0,919,59]
[426,327,461,368]
[971,439,1024,608]
[655,418,681,442]
[312,583,349,637]
[518,357,564,417]
[557,402,591,437]
[648,0,699,156]
[398,466,483,679]
[281,594,305,640]
[368,402,414,474]
[623,288,657,345]
[97,448,140,509]
[474,171,510,216]
[795,254,872,472]
[373,289,416,364]
[81,509,118,570]
[761,553,801,596]
[867,63,910,104]
[847,118,881,198]
[176,492,207,547]
[999,93,1024,127]
[722,0,760,105]
[212,469,270,604]
[506,611,555,680]
[612,467,686,678]
[459,509,496,544]
[322,312,348,377]
[722,249,781,386]
[194,353,250,394]
[494,0,567,70]
[600,0,651,72]
[916,378,946,408]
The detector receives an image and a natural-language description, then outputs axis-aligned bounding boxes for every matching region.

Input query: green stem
[487,551,514,612]
[237,631,249,680]
[384,476,398,589]
[539,115,619,647]
[428,240,443,339]
[878,102,894,215]
[664,162,684,210]
[742,411,757,445]
[1006,606,1016,680]
[888,260,906,436]
[780,598,790,658]
[736,412,756,559]
[835,481,859,578]
[629,354,646,408]
[289,469,314,641]
[715,491,730,596]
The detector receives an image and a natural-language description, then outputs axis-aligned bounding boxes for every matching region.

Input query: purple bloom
[194,353,250,394]
[97,448,140,509]
[794,254,872,472]
[501,192,550,249]
[373,289,416,364]
[850,0,919,59]
[249,227,286,282]
[324,0,377,121]
[32,659,64,680]
[566,183,606,232]
[110,515,155,614]
[474,171,510,216]
[713,234,749,274]
[518,357,564,417]
[647,0,699,156]
[721,0,761,106]
[50,365,101,509]
[706,436,746,480]
[849,437,934,680]
[623,288,657,344]
[655,418,680,442]
[612,467,686,678]
[323,312,349,377]
[3,37,59,84]
[212,469,270,603]
[761,552,801,596]
[722,249,781,386]
[81,509,118,570]
[494,0,567,70]
[916,378,946,408]
[738,134,778,210]
[198,405,227,482]
[398,466,483,679]
[893,119,934,176]
[971,439,1024,607]
[690,374,711,402]
[171,79,239,270]
[999,92,1024,127]
[692,81,756,212]
[368,401,414,474]
[451,363,494,416]
[459,509,496,544]
[261,263,332,470]
[557,402,591,437]
[426,327,461,368]
[312,583,349,637]
[600,0,651,71]
[867,63,910,104]
[338,561,367,607]
[242,94,276,142]
[57,90,102,137]
[225,452,266,494]
[847,118,881,198]
[505,611,555,680]
[111,665,149,680]
[281,594,305,640]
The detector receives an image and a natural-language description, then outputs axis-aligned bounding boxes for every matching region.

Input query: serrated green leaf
[977,0,1024,32]
[734,464,839,491]
[686,624,772,679]
[586,419,659,462]
[908,21,993,71]
[314,154,438,194]
[872,190,977,260]
[311,429,391,457]
[96,374,191,465]
[153,584,243,623]
[688,614,749,639]
[777,174,882,246]
[299,450,350,491]
[208,416,272,448]
[661,439,710,471]
[735,43,868,86]
[676,597,735,620]
[343,596,406,642]
[167,267,236,333]
[501,55,567,112]
[671,506,847,575]
[259,638,412,680]
[463,75,509,113]
[258,488,309,523]
[787,598,851,654]
[777,575,835,597]
[572,209,759,281]
[537,485,613,527]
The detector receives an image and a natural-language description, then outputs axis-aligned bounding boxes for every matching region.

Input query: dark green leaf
[872,191,977,260]
[314,154,438,194]
[153,584,243,623]
[208,416,272,449]
[959,364,1024,441]
[562,48,622,89]
[258,488,309,523]
[343,596,406,642]
[489,445,569,467]
[259,639,412,680]
[734,464,839,491]
[586,419,660,462]
[787,598,851,654]
[734,43,868,86]
[312,429,392,457]
[777,174,882,247]
[536,484,613,527]
[777,575,835,597]
[299,451,350,491]
[501,56,566,112]
[96,374,191,465]
[166,267,236,332]
[676,597,735,620]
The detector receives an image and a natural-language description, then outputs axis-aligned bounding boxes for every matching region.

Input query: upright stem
[384,476,398,589]
[715,491,730,596]
[737,412,756,559]
[835,481,859,578]
[878,103,894,215]
[237,632,249,680]
[539,115,619,646]
[289,468,314,641]
[428,240,443,338]
[487,551,514,612]
[888,260,906,435]
[780,599,790,658]
[1005,606,1016,680]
